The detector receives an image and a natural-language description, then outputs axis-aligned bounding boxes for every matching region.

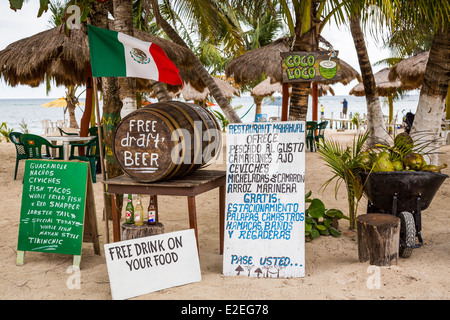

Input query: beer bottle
[148,195,157,225]
[134,194,144,226]
[125,194,134,224]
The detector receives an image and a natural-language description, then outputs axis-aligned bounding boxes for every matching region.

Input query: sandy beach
[1,129,449,301]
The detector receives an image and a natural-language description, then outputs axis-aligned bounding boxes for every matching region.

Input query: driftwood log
[356,214,400,266]
[121,223,164,240]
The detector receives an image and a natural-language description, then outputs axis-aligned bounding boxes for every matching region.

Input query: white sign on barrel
[223,121,305,278]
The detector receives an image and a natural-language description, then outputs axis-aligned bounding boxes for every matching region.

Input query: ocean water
[0,94,420,135]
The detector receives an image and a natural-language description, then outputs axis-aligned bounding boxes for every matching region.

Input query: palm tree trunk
[90,1,124,218]
[350,15,388,146]
[411,28,450,164]
[289,82,310,120]
[149,79,172,102]
[254,96,263,117]
[113,0,137,119]
[150,1,241,123]
[66,86,79,129]
[288,2,316,121]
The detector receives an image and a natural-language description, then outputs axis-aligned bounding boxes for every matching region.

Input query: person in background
[341,99,348,117]
[320,104,324,118]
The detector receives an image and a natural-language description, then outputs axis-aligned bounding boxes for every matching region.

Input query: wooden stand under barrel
[356,213,400,266]
[122,222,164,240]
[104,169,226,253]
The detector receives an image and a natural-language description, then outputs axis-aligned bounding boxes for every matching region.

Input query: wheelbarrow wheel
[399,211,415,258]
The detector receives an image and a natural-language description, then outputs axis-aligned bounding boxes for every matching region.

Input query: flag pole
[93,77,110,243]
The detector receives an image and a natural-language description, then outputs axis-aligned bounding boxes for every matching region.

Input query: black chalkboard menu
[16,159,99,266]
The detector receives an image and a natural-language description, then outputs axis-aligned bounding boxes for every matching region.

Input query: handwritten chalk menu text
[113,108,175,182]
[104,229,201,300]
[17,160,88,256]
[223,122,305,278]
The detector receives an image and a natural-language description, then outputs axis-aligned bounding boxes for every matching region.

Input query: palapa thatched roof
[0,24,202,93]
[175,77,239,101]
[225,37,362,86]
[349,67,406,97]
[251,77,334,97]
[388,51,428,90]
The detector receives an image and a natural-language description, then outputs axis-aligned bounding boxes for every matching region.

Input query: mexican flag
[87,24,182,85]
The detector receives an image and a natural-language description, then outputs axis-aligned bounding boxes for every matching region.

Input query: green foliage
[305,190,349,241]
[0,122,14,142]
[18,118,29,134]
[211,110,229,132]
[317,130,370,229]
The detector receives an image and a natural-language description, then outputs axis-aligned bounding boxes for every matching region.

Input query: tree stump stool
[356,214,400,266]
[121,223,164,240]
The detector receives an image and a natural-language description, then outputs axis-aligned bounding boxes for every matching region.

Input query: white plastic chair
[41,119,52,134]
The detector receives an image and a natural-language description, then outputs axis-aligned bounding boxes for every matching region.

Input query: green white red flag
[87,24,182,86]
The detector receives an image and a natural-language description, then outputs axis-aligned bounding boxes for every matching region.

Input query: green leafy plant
[316,131,370,230]
[18,118,29,134]
[212,110,229,132]
[305,191,349,241]
[0,122,13,142]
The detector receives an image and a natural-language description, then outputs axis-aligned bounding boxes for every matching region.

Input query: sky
[0,1,392,99]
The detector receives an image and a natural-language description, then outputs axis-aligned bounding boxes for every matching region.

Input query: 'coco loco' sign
[281,51,341,83]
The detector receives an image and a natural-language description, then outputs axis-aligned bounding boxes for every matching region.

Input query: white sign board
[104,229,201,300]
[223,122,305,278]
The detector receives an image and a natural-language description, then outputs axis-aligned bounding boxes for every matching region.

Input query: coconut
[373,158,395,172]
[394,132,414,150]
[403,153,424,171]
[392,160,404,171]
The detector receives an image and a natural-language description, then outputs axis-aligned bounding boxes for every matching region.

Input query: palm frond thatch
[251,77,334,97]
[387,51,429,90]
[174,77,239,101]
[349,67,413,97]
[225,37,362,86]
[0,24,203,93]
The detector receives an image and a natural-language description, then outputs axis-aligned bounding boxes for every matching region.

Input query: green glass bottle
[125,194,134,224]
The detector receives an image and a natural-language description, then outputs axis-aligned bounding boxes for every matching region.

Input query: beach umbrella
[225,37,361,86]
[388,51,428,90]
[225,37,361,120]
[251,78,334,97]
[349,67,414,129]
[0,25,202,93]
[0,24,206,139]
[41,97,85,108]
[250,78,334,119]
[175,77,240,103]
[349,68,408,97]
[41,97,85,124]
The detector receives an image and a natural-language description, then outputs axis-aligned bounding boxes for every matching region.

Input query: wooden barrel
[113,101,222,182]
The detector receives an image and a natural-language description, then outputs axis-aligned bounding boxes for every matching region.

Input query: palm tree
[381,0,450,164]
[47,0,81,129]
[113,0,138,119]
[348,9,389,145]
[145,0,241,123]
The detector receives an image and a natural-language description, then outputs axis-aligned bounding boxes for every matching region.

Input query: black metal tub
[360,171,448,213]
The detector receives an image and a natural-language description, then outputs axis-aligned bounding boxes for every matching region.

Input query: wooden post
[312,82,318,122]
[281,83,289,121]
[121,223,164,240]
[356,214,400,266]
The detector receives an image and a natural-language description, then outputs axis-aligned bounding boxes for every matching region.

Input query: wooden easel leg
[187,196,199,250]
[73,255,81,269]
[16,251,25,266]
[219,185,225,255]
